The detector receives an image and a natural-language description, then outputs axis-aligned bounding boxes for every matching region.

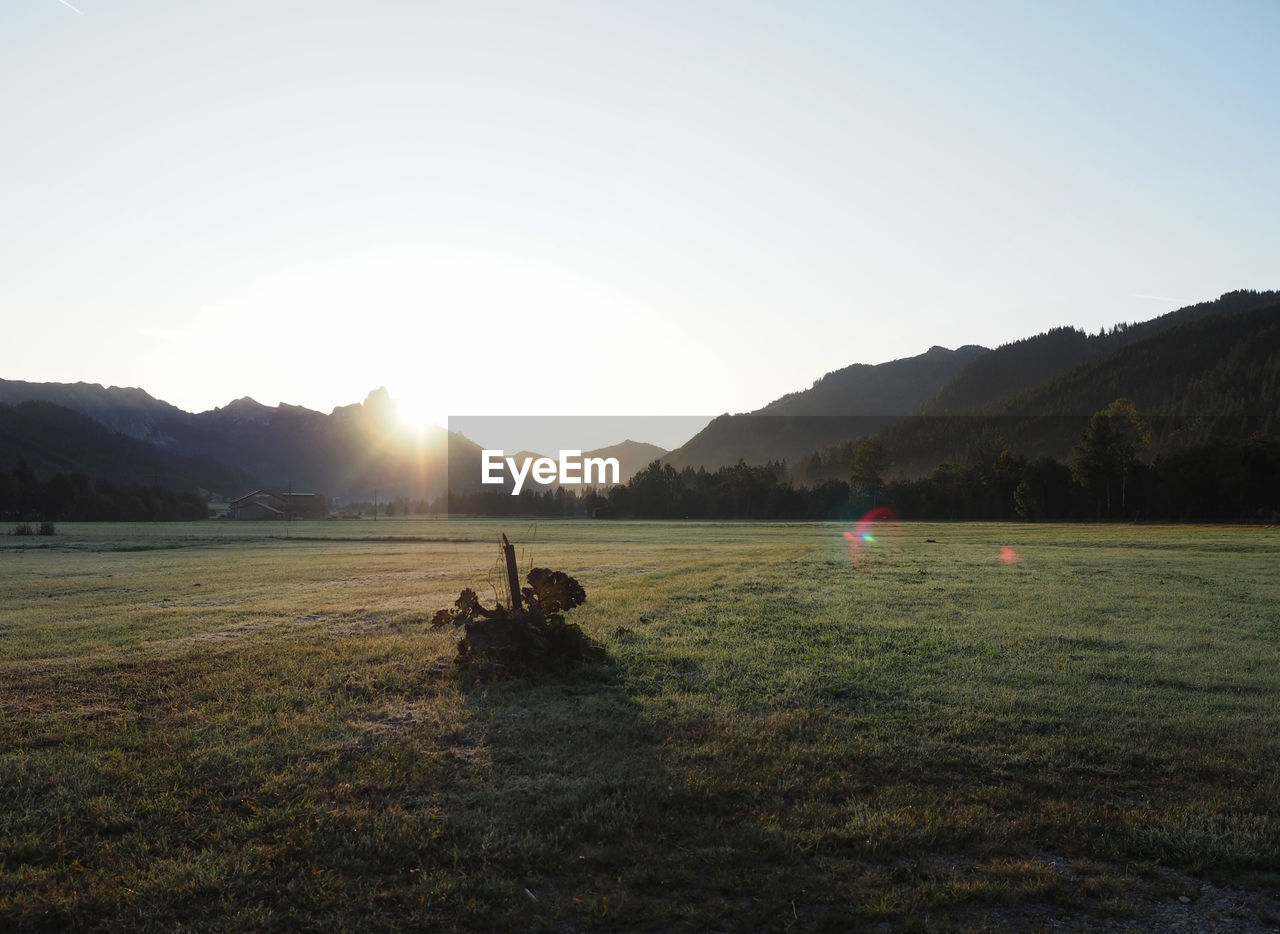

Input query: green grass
[2,520,1279,931]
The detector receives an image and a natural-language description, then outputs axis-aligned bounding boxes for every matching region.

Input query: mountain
[663,345,988,470]
[0,380,193,446]
[665,290,1280,475]
[996,300,1280,419]
[0,401,259,495]
[583,439,668,482]
[185,389,472,502]
[758,344,990,415]
[6,289,1276,499]
[918,289,1280,415]
[814,298,1280,479]
[0,382,470,503]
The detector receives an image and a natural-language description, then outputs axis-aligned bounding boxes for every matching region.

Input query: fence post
[501,533,522,610]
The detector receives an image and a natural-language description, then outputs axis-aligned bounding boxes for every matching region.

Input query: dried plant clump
[430,567,601,679]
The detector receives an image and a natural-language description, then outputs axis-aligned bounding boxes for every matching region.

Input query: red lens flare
[1000,546,1021,564]
[843,506,900,566]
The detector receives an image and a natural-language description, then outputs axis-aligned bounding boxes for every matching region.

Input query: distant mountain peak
[104,384,162,402]
[363,386,392,406]
[923,344,987,357]
[615,438,661,449]
[585,438,668,458]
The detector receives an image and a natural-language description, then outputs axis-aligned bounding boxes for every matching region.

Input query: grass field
[2,519,1279,932]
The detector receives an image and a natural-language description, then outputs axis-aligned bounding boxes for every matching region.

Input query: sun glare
[395,396,443,434]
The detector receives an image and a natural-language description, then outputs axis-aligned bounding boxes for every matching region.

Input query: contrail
[56,0,85,13]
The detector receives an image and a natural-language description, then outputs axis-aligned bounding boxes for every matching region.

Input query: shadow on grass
[5,630,1275,932]
[429,653,1104,932]
[434,657,816,932]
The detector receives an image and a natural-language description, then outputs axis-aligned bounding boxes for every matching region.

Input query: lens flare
[1000,546,1021,564]
[843,506,900,566]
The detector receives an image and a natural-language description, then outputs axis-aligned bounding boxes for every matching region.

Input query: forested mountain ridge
[662,292,1278,471]
[796,299,1280,481]
[919,289,1280,415]
[994,301,1280,418]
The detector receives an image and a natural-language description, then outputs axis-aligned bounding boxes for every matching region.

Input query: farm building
[228,490,328,520]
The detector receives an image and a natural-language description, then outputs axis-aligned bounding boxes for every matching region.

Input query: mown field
[2,519,1278,932]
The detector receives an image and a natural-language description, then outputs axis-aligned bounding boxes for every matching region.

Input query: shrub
[38,521,56,536]
[10,523,34,536]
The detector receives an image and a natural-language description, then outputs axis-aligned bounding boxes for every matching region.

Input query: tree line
[438,400,1280,523]
[0,462,210,522]
[5,398,1276,523]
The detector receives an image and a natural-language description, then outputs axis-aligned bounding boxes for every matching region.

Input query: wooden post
[501,533,522,610]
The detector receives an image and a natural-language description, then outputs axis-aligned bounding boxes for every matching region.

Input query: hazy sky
[4,1,1277,428]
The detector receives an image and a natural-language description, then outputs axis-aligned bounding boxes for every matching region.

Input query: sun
[394,395,444,434]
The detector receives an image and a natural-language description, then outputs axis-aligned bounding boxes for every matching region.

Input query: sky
[3,0,1277,439]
